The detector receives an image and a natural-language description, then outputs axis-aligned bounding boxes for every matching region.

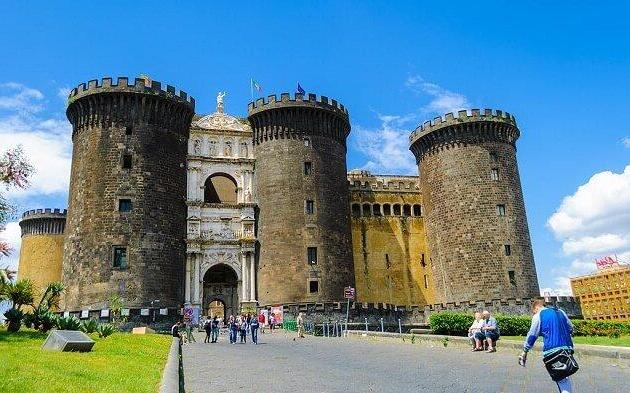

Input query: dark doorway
[202,263,239,318]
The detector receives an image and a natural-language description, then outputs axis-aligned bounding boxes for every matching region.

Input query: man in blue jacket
[520,299,577,393]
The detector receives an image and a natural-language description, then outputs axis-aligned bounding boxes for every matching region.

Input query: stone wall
[248,93,354,306]
[62,77,194,310]
[410,109,539,304]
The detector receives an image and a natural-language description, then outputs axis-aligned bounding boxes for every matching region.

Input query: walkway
[182,330,629,392]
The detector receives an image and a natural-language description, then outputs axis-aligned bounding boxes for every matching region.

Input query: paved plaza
[182,331,629,392]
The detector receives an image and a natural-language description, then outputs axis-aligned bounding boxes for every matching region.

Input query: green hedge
[428,312,630,337]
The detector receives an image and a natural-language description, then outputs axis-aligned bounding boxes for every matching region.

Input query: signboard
[270,306,283,324]
[596,255,619,270]
[140,308,150,316]
[63,311,70,318]
[259,309,269,326]
[159,308,168,316]
[80,310,89,319]
[344,286,355,300]
[100,309,110,318]
[121,308,130,316]
[183,306,200,325]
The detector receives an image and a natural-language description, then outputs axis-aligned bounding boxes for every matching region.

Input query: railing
[283,318,424,337]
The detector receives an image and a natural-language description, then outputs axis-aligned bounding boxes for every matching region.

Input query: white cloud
[622,137,630,149]
[353,114,418,175]
[547,165,630,295]
[405,76,471,115]
[0,84,72,197]
[57,87,71,102]
[0,83,44,113]
[0,221,21,273]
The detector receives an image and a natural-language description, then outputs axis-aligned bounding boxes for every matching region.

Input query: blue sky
[1,1,629,296]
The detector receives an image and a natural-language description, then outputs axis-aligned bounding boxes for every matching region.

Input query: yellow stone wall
[350,188,435,306]
[18,234,64,297]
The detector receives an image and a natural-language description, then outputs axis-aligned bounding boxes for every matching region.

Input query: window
[413,205,422,216]
[491,169,499,181]
[352,203,361,218]
[393,204,401,216]
[508,270,516,286]
[305,200,315,214]
[362,204,371,217]
[421,253,426,267]
[118,199,132,212]
[304,137,311,147]
[125,126,133,135]
[383,204,391,216]
[403,205,411,216]
[385,254,391,269]
[309,280,319,293]
[424,274,429,289]
[204,173,238,203]
[113,247,127,268]
[490,152,498,163]
[496,204,506,216]
[122,154,132,169]
[307,247,317,265]
[304,162,312,175]
[373,204,381,216]
[504,244,512,256]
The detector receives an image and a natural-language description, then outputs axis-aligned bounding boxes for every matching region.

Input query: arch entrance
[202,263,239,318]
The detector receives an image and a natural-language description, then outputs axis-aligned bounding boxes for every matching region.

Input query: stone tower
[409,109,539,304]
[248,93,355,305]
[62,77,195,310]
[18,209,66,297]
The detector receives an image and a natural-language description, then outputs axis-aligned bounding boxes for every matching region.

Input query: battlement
[68,76,195,108]
[347,170,420,192]
[21,208,67,219]
[409,108,517,143]
[247,92,348,118]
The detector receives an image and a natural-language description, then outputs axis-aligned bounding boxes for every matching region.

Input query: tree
[2,279,35,332]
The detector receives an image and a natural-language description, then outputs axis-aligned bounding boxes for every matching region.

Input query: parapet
[409,108,516,143]
[247,92,348,119]
[347,170,420,192]
[19,208,67,237]
[67,76,195,109]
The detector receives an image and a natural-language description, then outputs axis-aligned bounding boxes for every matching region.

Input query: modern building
[570,264,630,321]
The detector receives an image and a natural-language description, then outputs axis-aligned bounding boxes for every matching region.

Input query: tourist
[269,313,276,333]
[239,315,248,343]
[211,316,219,343]
[250,313,259,344]
[186,320,197,343]
[519,299,578,393]
[229,315,238,344]
[468,312,484,351]
[203,318,212,343]
[481,310,499,352]
[258,311,266,334]
[296,312,305,338]
[171,321,182,339]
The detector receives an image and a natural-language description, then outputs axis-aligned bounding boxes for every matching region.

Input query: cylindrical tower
[248,93,354,305]
[62,77,195,310]
[409,109,539,304]
[18,208,66,297]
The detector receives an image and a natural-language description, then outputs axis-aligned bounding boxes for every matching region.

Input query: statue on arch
[217,91,226,113]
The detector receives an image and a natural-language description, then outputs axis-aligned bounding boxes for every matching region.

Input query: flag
[596,255,618,269]
[296,82,305,95]
[251,79,262,92]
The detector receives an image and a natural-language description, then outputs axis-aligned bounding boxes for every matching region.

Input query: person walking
[211,316,219,343]
[239,316,247,343]
[258,312,266,334]
[269,313,276,333]
[228,315,238,344]
[519,299,579,393]
[250,314,259,344]
[296,312,305,338]
[186,320,197,343]
[203,318,212,343]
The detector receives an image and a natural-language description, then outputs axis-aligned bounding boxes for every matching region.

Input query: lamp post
[150,300,160,322]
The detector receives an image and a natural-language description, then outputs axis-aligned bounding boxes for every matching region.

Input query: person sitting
[468,312,485,351]
[481,310,500,352]
[171,321,182,340]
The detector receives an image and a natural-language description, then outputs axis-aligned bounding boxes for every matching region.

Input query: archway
[204,173,238,203]
[202,263,239,318]
[207,299,226,319]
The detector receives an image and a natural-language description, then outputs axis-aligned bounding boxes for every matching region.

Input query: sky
[1,1,629,297]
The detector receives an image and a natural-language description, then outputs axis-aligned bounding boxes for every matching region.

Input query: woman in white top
[468,312,485,351]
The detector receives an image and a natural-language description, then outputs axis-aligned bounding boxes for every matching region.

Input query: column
[193,254,200,305]
[241,252,248,300]
[185,256,191,303]
[249,252,256,301]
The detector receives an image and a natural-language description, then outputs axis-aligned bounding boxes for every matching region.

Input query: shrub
[80,319,98,334]
[56,316,81,331]
[572,320,630,337]
[96,323,116,338]
[23,309,58,332]
[429,312,473,335]
[4,308,24,333]
[495,315,531,336]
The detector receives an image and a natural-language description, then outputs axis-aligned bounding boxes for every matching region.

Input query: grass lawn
[501,335,630,347]
[0,327,173,393]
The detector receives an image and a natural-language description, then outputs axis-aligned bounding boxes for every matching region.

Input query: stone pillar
[249,252,256,301]
[241,251,248,300]
[193,254,200,305]
[190,167,199,201]
[185,256,192,303]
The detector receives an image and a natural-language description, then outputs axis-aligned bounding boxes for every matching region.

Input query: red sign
[344,286,355,299]
[596,255,618,270]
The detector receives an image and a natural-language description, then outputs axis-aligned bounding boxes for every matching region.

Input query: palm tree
[3,279,34,332]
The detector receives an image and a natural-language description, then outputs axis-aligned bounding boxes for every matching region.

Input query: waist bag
[542,349,579,381]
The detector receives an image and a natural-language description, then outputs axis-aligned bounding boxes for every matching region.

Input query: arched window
[383,204,391,216]
[352,203,361,218]
[204,173,238,203]
[413,204,422,217]
[362,203,372,217]
[393,204,401,216]
[373,203,382,216]
[403,204,411,216]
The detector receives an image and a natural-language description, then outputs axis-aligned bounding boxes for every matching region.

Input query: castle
[18,76,542,319]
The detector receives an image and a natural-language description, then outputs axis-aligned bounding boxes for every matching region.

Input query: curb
[346,330,630,360]
[160,337,183,393]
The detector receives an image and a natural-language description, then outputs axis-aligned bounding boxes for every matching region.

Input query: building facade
[185,95,257,317]
[19,75,541,317]
[17,209,66,298]
[570,265,630,321]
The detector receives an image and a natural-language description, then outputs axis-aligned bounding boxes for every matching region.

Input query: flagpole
[250,78,254,102]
